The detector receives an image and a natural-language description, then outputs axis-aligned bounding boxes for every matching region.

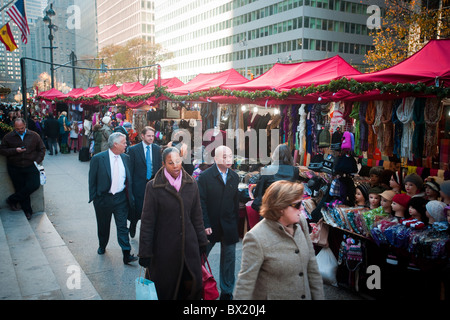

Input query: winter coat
[138,167,209,300]
[99,124,112,152]
[234,216,324,300]
[197,164,240,245]
[43,117,60,139]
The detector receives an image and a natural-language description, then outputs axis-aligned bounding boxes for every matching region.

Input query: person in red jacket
[0,118,45,219]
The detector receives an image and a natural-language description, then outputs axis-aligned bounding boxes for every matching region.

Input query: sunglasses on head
[288,202,302,210]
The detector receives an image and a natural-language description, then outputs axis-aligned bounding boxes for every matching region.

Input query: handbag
[201,254,219,300]
[310,218,329,247]
[135,268,158,300]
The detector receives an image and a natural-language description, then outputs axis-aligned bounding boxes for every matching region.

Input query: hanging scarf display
[349,102,361,156]
[424,97,444,158]
[391,99,403,158]
[373,101,384,152]
[380,100,394,157]
[359,101,368,152]
[297,104,307,161]
[365,101,377,158]
[396,97,415,161]
[306,104,314,155]
[412,98,426,159]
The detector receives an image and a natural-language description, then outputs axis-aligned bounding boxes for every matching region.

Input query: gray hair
[108,132,126,149]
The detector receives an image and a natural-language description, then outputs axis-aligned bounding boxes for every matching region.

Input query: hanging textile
[349,102,361,156]
[374,101,384,152]
[297,104,307,160]
[391,99,403,158]
[396,97,415,161]
[424,97,444,158]
[380,100,394,157]
[359,101,369,152]
[306,104,314,155]
[365,101,377,158]
[412,98,426,159]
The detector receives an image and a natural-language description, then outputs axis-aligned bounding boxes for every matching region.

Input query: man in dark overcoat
[197,145,240,300]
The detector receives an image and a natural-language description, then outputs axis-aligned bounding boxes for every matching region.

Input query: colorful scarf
[396,97,415,161]
[424,97,444,158]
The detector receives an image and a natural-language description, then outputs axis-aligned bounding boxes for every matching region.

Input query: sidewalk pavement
[1,151,365,301]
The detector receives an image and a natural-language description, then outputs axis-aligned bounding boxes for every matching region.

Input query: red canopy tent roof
[224,55,361,92]
[348,39,450,87]
[37,88,64,100]
[126,77,184,96]
[58,88,85,99]
[77,86,101,98]
[99,82,144,99]
[168,69,249,95]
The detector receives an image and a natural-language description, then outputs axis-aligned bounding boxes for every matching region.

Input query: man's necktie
[111,155,120,194]
[146,145,152,180]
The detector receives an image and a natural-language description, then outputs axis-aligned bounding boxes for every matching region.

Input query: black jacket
[251,164,300,212]
[197,164,240,245]
[43,117,60,139]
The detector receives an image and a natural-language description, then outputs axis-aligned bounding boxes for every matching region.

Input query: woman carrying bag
[138,147,209,300]
[234,180,324,300]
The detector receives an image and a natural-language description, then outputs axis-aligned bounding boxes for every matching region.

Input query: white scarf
[396,97,415,160]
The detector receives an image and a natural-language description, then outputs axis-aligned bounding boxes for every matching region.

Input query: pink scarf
[164,168,182,192]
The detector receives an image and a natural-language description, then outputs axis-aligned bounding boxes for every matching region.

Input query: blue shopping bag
[135,270,158,300]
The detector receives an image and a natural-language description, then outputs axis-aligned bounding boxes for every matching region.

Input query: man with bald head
[198,145,240,300]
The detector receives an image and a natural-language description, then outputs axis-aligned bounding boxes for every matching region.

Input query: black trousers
[93,191,131,252]
[7,164,40,214]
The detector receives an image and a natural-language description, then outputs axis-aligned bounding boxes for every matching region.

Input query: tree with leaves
[365,0,450,71]
[98,38,173,85]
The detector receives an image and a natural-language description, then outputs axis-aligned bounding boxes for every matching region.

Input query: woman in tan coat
[234,180,324,300]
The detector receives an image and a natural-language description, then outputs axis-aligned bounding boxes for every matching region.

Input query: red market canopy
[168,69,249,95]
[59,88,85,100]
[37,88,64,100]
[126,77,184,96]
[77,86,101,98]
[224,55,361,92]
[348,39,450,87]
[99,82,144,99]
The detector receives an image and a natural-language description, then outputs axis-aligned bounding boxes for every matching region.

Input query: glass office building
[155,0,378,82]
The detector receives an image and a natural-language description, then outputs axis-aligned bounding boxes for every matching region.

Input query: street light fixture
[43,4,58,89]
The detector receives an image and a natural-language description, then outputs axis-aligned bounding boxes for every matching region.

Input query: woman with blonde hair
[234,180,324,300]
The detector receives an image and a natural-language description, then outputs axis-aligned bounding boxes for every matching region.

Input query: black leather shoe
[123,254,138,265]
[97,247,105,255]
[24,211,32,220]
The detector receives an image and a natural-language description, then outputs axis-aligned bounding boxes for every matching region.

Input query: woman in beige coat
[234,180,324,300]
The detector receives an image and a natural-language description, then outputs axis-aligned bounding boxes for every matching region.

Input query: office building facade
[155,0,377,82]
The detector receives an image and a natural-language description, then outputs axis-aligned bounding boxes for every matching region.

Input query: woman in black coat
[138,147,209,300]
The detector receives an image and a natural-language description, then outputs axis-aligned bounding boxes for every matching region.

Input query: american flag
[6,0,30,44]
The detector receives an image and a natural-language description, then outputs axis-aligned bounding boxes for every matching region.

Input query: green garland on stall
[42,78,450,104]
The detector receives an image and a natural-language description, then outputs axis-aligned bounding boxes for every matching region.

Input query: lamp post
[43,4,57,89]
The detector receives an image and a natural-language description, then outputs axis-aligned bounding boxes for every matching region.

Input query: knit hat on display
[440,181,450,197]
[425,179,440,193]
[369,166,384,177]
[404,173,423,190]
[356,182,370,201]
[368,186,385,195]
[318,129,331,148]
[123,122,132,128]
[392,170,404,186]
[392,193,411,208]
[425,200,446,222]
[102,116,111,125]
[379,190,396,201]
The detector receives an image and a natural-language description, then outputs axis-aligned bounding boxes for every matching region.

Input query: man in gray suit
[88,132,137,264]
[128,126,162,238]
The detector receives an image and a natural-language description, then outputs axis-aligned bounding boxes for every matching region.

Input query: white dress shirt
[108,149,126,194]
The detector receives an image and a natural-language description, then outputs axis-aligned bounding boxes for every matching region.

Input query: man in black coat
[43,114,60,155]
[88,132,137,264]
[197,145,240,300]
[128,126,162,238]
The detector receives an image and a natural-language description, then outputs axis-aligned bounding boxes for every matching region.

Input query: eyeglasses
[288,202,302,210]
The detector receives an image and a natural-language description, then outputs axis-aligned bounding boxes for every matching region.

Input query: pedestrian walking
[234,180,324,300]
[0,118,46,220]
[197,145,240,300]
[69,122,79,153]
[138,147,208,300]
[43,113,60,155]
[58,111,71,154]
[99,116,113,152]
[88,132,138,264]
[128,126,162,238]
